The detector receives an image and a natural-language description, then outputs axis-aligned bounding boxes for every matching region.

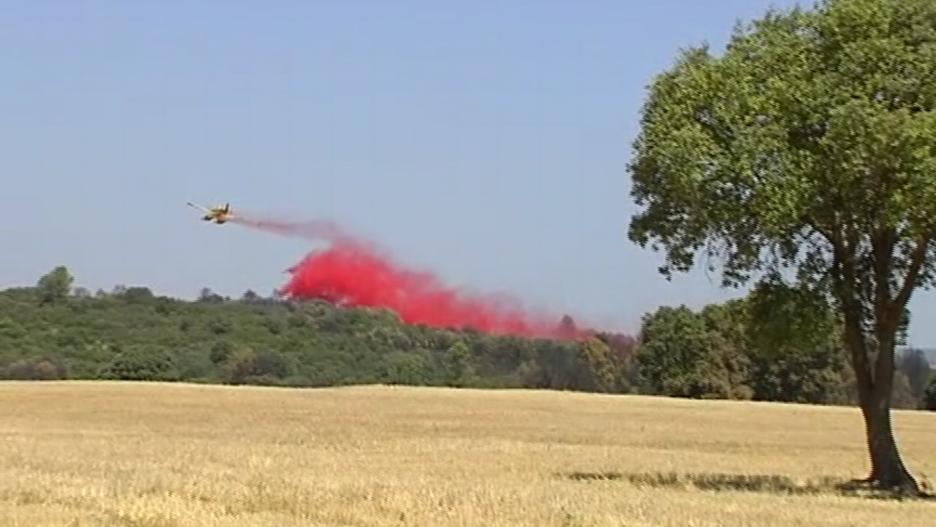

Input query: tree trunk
[842,306,921,494]
[860,389,919,492]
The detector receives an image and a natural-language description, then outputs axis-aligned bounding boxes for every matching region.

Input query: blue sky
[3,1,935,343]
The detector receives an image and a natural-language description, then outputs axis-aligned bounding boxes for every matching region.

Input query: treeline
[636,281,935,410]
[2,266,934,410]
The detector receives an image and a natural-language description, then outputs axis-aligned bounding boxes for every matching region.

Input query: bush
[253,350,293,379]
[382,351,430,385]
[175,349,215,381]
[100,346,177,381]
[209,341,234,364]
[224,349,293,384]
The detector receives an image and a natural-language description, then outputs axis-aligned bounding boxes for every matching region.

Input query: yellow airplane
[187,201,233,224]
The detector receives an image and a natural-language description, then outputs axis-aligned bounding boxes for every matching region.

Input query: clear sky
[3,1,935,343]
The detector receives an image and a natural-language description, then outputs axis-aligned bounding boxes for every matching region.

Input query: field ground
[1,382,934,526]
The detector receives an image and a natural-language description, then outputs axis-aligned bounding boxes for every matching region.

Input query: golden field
[0,381,933,526]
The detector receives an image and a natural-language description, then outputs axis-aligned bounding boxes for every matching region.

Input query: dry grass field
[1,381,933,526]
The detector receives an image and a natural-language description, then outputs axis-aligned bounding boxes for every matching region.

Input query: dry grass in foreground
[1,381,934,526]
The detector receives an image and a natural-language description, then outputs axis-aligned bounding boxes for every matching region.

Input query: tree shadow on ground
[559,471,936,502]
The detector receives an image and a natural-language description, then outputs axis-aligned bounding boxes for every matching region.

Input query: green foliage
[444,341,477,387]
[382,351,431,385]
[100,346,177,381]
[636,305,751,399]
[745,282,853,405]
[224,349,294,385]
[523,339,590,391]
[629,0,936,289]
[253,350,294,379]
[37,266,73,304]
[175,349,214,381]
[579,337,620,392]
[633,283,858,405]
[118,287,156,306]
[0,263,917,407]
[210,341,235,364]
[699,302,754,399]
[0,277,622,392]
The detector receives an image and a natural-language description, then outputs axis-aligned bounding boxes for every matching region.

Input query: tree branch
[893,236,930,312]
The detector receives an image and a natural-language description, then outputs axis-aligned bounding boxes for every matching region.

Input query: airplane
[187,201,234,224]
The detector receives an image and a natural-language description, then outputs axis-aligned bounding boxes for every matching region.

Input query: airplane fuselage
[188,201,233,224]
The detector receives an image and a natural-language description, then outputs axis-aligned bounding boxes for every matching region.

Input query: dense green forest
[2,266,934,410]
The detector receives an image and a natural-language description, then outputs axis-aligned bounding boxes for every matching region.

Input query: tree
[198,287,223,303]
[252,350,294,379]
[37,266,73,304]
[579,337,620,392]
[444,340,477,387]
[636,305,750,399]
[241,289,257,301]
[745,282,853,405]
[699,301,754,399]
[120,287,154,304]
[100,346,177,381]
[382,351,430,385]
[209,341,235,365]
[627,0,936,492]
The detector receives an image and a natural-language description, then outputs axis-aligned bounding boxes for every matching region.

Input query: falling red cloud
[232,213,586,339]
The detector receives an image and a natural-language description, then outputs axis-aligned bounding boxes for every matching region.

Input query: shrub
[209,341,234,364]
[382,351,430,385]
[224,349,293,384]
[100,346,177,381]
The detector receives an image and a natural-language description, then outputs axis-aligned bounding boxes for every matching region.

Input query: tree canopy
[37,266,74,304]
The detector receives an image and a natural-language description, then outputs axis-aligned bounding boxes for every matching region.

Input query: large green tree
[627,0,936,492]
[745,281,854,405]
[636,305,752,399]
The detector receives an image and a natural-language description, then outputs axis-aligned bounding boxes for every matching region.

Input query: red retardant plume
[229,211,588,339]
[280,241,580,339]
